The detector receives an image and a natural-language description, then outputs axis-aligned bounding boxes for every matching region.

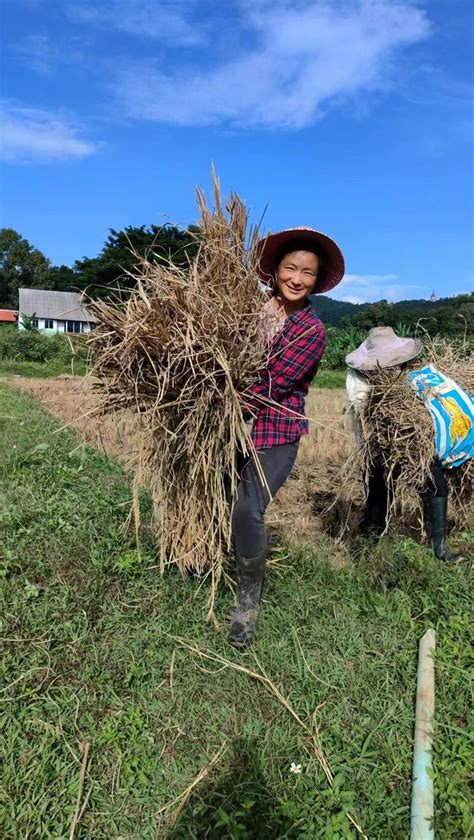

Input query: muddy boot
[228,550,266,648]
[424,496,461,563]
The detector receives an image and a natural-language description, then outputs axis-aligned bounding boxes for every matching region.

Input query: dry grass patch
[266,387,362,542]
[11,376,358,545]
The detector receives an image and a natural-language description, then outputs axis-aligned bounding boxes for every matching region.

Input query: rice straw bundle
[87,175,268,588]
[358,338,473,530]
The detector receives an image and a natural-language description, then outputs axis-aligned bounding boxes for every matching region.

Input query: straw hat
[257,226,345,294]
[345,326,423,371]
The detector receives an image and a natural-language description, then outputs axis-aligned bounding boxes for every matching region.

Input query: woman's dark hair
[274,238,325,274]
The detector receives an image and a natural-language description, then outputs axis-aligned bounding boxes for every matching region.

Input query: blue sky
[1,0,472,303]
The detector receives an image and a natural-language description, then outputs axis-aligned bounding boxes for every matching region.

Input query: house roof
[0,309,18,322]
[18,289,98,323]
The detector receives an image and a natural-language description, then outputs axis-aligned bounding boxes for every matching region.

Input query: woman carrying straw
[228,226,345,647]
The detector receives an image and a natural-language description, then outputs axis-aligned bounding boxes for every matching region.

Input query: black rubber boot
[360,461,389,539]
[360,499,387,539]
[228,550,266,648]
[423,496,461,563]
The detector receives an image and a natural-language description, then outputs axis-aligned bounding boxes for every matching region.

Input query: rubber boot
[423,496,461,563]
[228,550,266,648]
[360,497,388,539]
[360,464,389,539]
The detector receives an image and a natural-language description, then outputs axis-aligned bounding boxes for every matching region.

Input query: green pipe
[411,628,436,839]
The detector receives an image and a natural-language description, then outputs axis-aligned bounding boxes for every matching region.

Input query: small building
[429,290,437,302]
[18,289,97,334]
[0,309,18,325]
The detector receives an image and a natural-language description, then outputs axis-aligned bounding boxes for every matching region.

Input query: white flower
[290,762,302,774]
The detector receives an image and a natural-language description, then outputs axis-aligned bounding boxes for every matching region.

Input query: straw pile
[87,176,267,588]
[358,338,473,530]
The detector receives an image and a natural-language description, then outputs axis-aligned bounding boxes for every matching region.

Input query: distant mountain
[310,295,361,326]
[310,293,473,330]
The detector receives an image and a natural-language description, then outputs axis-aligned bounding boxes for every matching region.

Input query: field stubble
[12,375,360,546]
[1,379,472,838]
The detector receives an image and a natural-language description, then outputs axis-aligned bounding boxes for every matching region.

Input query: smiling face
[275,249,319,307]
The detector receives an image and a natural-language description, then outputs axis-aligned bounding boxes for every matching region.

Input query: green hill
[310,293,473,336]
[309,295,362,326]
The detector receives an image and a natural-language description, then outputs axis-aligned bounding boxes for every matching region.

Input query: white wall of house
[19,317,92,333]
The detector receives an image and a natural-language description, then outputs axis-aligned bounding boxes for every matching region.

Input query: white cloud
[328,273,424,304]
[113,0,431,128]
[13,34,56,75]
[0,102,99,162]
[70,1,203,45]
[12,31,90,77]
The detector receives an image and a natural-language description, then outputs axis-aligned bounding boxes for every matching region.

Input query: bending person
[345,326,473,562]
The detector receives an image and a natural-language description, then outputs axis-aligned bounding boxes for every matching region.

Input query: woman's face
[275,250,319,305]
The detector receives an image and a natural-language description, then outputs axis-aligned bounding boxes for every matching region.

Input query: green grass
[313,370,345,389]
[1,382,472,839]
[0,358,87,378]
[0,360,342,386]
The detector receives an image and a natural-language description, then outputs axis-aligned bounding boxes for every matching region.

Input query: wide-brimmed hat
[345,327,423,371]
[257,226,345,294]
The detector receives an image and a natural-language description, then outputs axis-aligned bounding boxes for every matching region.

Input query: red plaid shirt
[242,300,326,449]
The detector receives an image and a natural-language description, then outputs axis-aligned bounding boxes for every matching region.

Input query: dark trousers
[364,458,448,531]
[423,461,448,498]
[232,442,299,557]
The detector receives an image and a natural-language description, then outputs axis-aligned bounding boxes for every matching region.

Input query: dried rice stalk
[87,173,268,587]
[359,338,473,530]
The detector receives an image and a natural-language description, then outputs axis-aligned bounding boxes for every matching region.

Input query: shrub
[0,325,85,364]
[320,326,366,370]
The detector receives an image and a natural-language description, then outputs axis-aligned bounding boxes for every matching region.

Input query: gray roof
[18,289,97,323]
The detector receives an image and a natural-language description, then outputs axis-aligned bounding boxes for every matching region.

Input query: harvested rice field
[12,374,362,545]
[12,374,472,544]
[2,375,472,839]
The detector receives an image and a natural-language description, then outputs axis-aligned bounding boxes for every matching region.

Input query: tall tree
[47,264,79,293]
[349,300,395,330]
[0,228,52,308]
[73,225,199,299]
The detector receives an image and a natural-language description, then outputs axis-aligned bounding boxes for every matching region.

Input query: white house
[18,289,97,334]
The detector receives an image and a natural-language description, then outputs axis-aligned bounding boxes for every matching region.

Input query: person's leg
[228,441,299,647]
[223,446,248,509]
[422,461,460,562]
[361,456,389,536]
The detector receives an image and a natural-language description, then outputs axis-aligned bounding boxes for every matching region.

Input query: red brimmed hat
[257,226,345,294]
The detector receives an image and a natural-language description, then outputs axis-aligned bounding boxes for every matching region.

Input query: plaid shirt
[242,300,326,449]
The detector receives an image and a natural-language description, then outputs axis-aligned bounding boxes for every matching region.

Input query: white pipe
[411,628,436,840]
